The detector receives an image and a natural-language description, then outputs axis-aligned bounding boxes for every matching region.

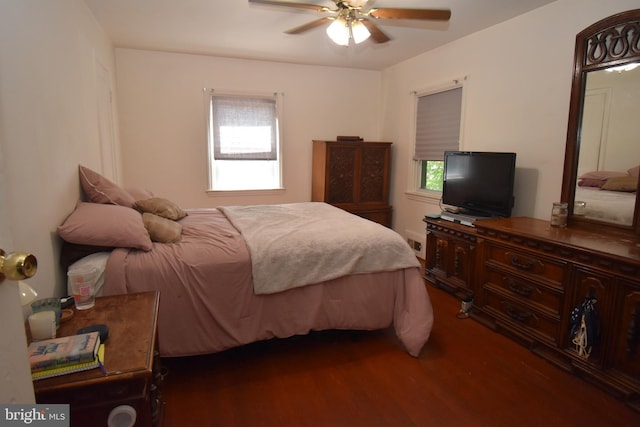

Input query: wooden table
[32,291,162,426]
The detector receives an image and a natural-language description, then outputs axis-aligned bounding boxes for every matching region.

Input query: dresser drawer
[483,287,561,346]
[484,268,563,315]
[485,244,566,288]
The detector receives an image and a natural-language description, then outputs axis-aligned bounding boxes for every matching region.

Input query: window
[411,82,464,195]
[206,91,283,191]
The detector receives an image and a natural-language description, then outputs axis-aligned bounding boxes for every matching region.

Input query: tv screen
[442,151,517,218]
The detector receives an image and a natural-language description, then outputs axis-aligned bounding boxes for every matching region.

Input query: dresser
[475,217,640,410]
[424,216,640,410]
[33,291,163,426]
[312,140,392,227]
[423,218,479,299]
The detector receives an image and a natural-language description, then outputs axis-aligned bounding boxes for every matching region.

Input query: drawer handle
[509,254,534,270]
[505,278,533,297]
[503,302,536,324]
[507,252,542,272]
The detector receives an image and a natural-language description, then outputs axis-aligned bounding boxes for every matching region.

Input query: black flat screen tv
[442,151,517,218]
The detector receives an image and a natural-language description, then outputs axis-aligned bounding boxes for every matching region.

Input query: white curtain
[211,95,277,160]
[414,87,462,161]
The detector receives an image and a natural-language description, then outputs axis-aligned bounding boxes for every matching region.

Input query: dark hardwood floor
[160,284,639,426]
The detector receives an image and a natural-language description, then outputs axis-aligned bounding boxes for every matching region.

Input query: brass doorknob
[0,249,38,281]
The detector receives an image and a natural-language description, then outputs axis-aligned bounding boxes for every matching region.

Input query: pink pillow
[79,165,136,207]
[628,165,640,178]
[58,202,152,251]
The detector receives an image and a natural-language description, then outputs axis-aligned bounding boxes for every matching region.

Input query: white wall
[0,0,119,297]
[0,0,117,402]
[382,0,640,249]
[115,49,382,208]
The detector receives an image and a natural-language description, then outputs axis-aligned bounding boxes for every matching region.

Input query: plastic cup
[67,265,99,310]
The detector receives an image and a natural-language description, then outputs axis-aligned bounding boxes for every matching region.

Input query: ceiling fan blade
[368,8,451,21]
[249,0,331,13]
[285,17,333,34]
[361,19,391,44]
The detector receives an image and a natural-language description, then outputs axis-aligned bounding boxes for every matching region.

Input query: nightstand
[32,291,163,426]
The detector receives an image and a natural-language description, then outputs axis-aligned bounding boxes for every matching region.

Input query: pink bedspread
[102,208,433,357]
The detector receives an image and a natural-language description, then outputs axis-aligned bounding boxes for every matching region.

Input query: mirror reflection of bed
[575,65,640,226]
[574,181,636,225]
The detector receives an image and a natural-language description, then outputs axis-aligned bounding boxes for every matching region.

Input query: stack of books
[28,331,105,380]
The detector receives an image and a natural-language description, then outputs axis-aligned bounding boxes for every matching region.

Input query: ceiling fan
[249,0,451,45]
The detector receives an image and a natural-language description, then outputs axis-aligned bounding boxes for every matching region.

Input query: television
[442,151,517,218]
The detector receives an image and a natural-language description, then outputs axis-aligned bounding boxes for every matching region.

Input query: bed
[58,167,434,358]
[575,168,638,225]
[574,186,636,225]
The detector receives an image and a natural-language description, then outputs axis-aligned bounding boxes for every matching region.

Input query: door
[96,60,118,181]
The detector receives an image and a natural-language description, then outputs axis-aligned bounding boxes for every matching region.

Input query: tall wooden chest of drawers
[312,140,392,227]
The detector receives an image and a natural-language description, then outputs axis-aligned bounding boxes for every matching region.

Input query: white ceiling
[84,0,557,70]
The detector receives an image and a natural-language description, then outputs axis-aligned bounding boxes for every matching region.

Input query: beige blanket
[219,202,420,295]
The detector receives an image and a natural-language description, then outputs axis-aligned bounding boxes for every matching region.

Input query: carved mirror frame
[561,9,640,234]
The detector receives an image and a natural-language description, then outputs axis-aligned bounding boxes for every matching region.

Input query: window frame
[406,77,467,202]
[205,90,284,193]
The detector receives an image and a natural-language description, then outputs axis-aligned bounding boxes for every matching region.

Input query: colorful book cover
[28,331,100,372]
[32,344,105,381]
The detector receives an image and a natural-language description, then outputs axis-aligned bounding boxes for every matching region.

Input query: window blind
[414,87,462,161]
[211,95,277,160]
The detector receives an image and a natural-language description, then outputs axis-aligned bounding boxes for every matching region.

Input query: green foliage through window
[420,160,444,191]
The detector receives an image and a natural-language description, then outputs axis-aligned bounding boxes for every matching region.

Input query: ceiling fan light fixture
[605,62,639,73]
[326,17,350,46]
[351,20,370,44]
[252,0,453,46]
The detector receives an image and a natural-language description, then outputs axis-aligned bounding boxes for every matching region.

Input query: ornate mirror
[561,9,640,234]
